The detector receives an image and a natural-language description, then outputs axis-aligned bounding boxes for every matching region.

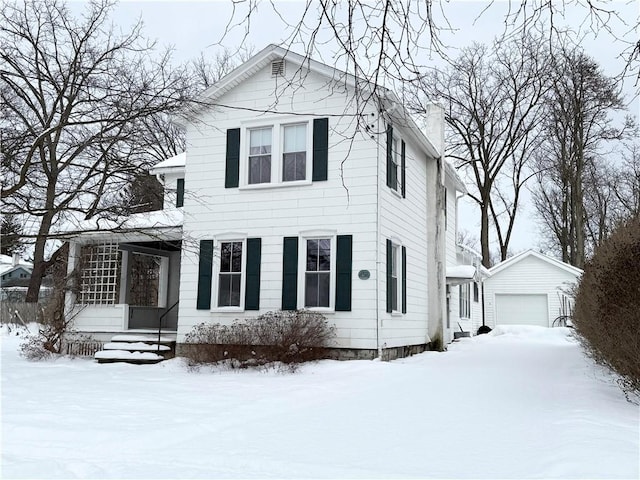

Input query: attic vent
[271,59,285,77]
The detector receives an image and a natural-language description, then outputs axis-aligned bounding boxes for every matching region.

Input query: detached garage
[484,250,582,329]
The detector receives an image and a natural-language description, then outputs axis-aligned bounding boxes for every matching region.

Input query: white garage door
[495,294,549,327]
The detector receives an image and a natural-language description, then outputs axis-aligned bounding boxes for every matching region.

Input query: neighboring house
[0,254,34,301]
[60,44,471,359]
[483,250,582,328]
[0,254,32,287]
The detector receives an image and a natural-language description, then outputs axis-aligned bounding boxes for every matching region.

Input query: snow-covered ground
[2,325,638,479]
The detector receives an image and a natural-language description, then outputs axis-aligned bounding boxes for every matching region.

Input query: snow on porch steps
[95,350,165,364]
[94,334,177,364]
[103,342,170,352]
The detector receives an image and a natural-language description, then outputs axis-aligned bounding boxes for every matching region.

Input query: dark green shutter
[386,239,393,313]
[401,246,407,314]
[225,128,240,188]
[386,125,393,188]
[312,118,329,181]
[245,238,261,310]
[282,237,298,310]
[401,140,406,198]
[196,240,213,310]
[176,178,185,207]
[335,235,352,311]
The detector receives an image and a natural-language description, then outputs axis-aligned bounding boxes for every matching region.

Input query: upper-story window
[225,118,328,189]
[244,121,311,186]
[386,124,405,197]
[248,127,272,184]
[283,124,307,182]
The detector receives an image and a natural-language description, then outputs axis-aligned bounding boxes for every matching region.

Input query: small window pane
[318,239,331,271]
[283,152,306,181]
[306,239,318,271]
[284,124,306,152]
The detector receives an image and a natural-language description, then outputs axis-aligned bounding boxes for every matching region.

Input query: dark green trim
[386,125,394,189]
[225,128,240,188]
[282,237,298,310]
[335,235,353,311]
[386,239,393,313]
[176,178,185,208]
[196,240,213,310]
[312,118,329,181]
[401,140,406,198]
[401,246,407,314]
[245,238,262,310]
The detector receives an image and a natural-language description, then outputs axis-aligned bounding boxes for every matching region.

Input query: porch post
[64,242,79,314]
[119,249,130,305]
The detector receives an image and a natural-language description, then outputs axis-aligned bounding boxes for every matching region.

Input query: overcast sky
[97,0,638,255]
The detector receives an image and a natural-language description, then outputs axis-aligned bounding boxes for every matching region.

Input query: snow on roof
[53,209,183,237]
[489,249,583,277]
[446,265,477,285]
[149,152,186,174]
[0,264,33,276]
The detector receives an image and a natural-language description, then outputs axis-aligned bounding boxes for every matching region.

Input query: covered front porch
[62,210,183,338]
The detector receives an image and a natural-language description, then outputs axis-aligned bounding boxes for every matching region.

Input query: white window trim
[211,236,247,313]
[389,236,404,315]
[239,116,314,189]
[297,231,337,313]
[459,283,471,319]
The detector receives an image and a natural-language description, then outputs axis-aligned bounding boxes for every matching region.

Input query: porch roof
[53,209,183,241]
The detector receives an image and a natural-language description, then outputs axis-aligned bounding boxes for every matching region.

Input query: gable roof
[178,44,441,159]
[489,250,583,277]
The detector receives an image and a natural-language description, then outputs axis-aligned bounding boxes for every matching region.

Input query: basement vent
[271,59,285,77]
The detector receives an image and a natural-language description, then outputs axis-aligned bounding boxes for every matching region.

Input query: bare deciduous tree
[532,45,632,268]
[410,34,550,267]
[0,0,190,301]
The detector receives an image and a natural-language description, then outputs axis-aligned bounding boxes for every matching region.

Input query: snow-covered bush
[573,215,640,399]
[183,310,336,369]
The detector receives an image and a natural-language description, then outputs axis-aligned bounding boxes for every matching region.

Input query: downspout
[375,107,383,359]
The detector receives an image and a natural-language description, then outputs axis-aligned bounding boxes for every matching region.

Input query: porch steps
[95,335,176,364]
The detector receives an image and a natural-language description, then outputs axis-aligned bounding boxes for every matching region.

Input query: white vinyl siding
[178,64,380,348]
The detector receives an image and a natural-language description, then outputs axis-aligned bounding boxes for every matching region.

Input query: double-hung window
[283,124,307,182]
[386,239,406,314]
[390,137,400,192]
[305,238,331,308]
[226,118,328,188]
[218,241,243,307]
[386,125,405,197]
[390,243,399,311]
[243,120,313,186]
[248,127,272,184]
[459,283,471,319]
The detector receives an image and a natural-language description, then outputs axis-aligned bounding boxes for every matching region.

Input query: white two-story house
[62,45,473,359]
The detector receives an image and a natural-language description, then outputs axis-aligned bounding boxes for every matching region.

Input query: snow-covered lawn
[2,326,638,479]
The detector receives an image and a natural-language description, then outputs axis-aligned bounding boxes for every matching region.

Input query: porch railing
[157,300,179,353]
